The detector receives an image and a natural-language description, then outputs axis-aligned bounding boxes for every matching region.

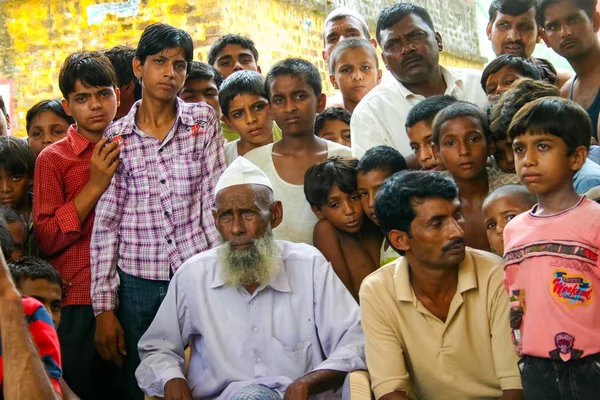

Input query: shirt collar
[391,65,464,99]
[117,97,195,137]
[394,248,478,302]
[67,124,94,155]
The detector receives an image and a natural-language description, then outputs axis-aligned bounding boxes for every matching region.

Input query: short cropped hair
[508,97,592,154]
[304,156,358,209]
[0,220,13,259]
[26,100,74,134]
[357,145,408,175]
[480,55,540,92]
[207,34,259,66]
[484,184,537,211]
[328,38,378,75]
[265,58,322,99]
[432,102,490,146]
[0,137,35,178]
[376,3,435,45]
[489,0,536,22]
[104,45,142,101]
[9,257,63,296]
[490,78,560,141]
[187,61,224,90]
[58,51,118,99]
[405,95,458,129]
[374,171,458,250]
[314,107,351,136]
[323,8,371,45]
[218,70,264,118]
[136,23,193,73]
[537,0,598,26]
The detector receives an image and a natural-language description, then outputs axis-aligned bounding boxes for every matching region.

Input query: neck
[406,254,459,297]
[342,97,358,114]
[76,125,103,143]
[277,130,322,152]
[136,95,177,126]
[569,43,600,77]
[453,169,489,197]
[115,97,135,121]
[244,282,260,295]
[535,180,581,216]
[237,136,274,157]
[401,65,447,97]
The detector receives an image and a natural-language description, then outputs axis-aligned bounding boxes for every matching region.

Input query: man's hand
[283,380,309,400]
[164,378,193,400]
[499,389,524,400]
[89,138,120,195]
[94,310,126,367]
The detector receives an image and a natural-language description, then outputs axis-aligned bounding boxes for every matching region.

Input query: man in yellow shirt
[359,170,522,400]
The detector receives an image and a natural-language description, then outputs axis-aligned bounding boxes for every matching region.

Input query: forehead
[320,119,350,133]
[30,111,69,127]
[440,115,485,136]
[487,65,524,81]
[407,120,433,140]
[183,78,217,91]
[544,0,586,20]
[20,278,62,298]
[229,93,268,108]
[357,168,391,187]
[483,193,529,215]
[336,46,377,63]
[382,13,432,40]
[153,47,187,60]
[217,44,255,58]
[270,75,314,95]
[216,185,260,209]
[493,8,537,23]
[324,16,366,35]
[413,197,460,219]
[71,80,114,96]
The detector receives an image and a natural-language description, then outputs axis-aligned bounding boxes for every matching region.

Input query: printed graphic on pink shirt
[551,271,593,308]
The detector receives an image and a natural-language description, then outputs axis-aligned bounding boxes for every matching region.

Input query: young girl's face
[27,110,70,158]
[0,166,30,211]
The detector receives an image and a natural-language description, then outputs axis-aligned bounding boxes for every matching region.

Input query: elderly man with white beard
[135,157,366,400]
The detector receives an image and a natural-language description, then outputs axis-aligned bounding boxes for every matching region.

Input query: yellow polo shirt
[359,248,521,400]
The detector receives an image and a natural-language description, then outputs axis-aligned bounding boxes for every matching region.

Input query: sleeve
[359,283,410,399]
[90,166,126,316]
[136,270,191,397]
[199,108,226,249]
[33,152,83,256]
[350,106,391,158]
[488,266,522,390]
[312,259,366,373]
[26,301,63,396]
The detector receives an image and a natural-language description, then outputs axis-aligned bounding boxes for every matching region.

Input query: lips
[560,39,579,50]
[445,243,465,255]
[159,82,174,89]
[346,220,360,229]
[521,173,542,183]
[352,85,366,92]
[231,242,253,250]
[285,117,299,124]
[402,55,423,67]
[0,197,14,205]
[459,162,474,169]
[503,43,524,55]
[90,114,106,122]
[247,127,263,136]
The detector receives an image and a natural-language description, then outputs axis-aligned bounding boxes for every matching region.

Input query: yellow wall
[0,0,482,135]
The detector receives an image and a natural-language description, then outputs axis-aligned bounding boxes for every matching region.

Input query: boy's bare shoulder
[314,219,344,243]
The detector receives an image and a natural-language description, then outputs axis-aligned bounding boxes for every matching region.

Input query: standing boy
[504,97,600,399]
[91,24,225,400]
[244,58,351,245]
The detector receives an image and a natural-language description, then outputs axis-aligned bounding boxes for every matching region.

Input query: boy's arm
[33,139,119,256]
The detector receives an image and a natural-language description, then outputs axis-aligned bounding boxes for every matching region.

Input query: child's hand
[89,138,120,195]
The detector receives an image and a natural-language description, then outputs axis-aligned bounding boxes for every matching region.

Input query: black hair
[537,0,598,26]
[265,58,322,99]
[135,23,193,72]
[0,220,13,259]
[508,97,592,154]
[0,137,35,178]
[374,171,458,253]
[0,205,25,227]
[26,100,74,134]
[314,107,351,136]
[480,55,540,92]
[328,38,378,75]
[9,256,63,296]
[58,51,118,99]
[186,61,224,90]
[432,102,490,146]
[489,0,536,22]
[405,95,458,129]
[304,156,359,209]
[218,70,265,118]
[376,3,435,45]
[490,78,560,141]
[0,95,6,117]
[484,184,537,210]
[357,145,408,175]
[207,34,259,66]
[104,45,142,101]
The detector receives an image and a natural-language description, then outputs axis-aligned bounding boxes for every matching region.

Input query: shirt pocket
[123,157,150,203]
[270,337,314,380]
[172,155,203,199]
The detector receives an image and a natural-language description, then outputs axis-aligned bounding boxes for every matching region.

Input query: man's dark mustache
[401,54,422,66]
[441,238,466,252]
[503,40,525,48]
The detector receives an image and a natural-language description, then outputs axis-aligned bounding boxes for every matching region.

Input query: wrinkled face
[487,8,539,58]
[494,137,516,173]
[323,16,370,62]
[313,184,364,233]
[19,278,63,329]
[63,81,119,137]
[407,120,445,171]
[540,0,600,60]
[213,44,259,79]
[316,119,351,148]
[7,220,26,262]
[484,65,530,103]
[330,47,381,105]
[483,194,531,255]
[135,47,188,102]
[27,111,70,159]
[435,116,492,181]
[357,168,391,225]
[225,94,274,146]
[0,166,30,211]
[179,78,221,115]
[379,14,443,84]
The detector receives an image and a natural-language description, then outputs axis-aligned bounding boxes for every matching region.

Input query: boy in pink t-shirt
[504,97,600,399]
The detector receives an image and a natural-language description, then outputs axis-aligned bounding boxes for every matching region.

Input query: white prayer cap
[214,157,273,197]
[324,7,368,28]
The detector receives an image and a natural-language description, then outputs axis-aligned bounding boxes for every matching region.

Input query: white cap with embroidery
[214,157,273,197]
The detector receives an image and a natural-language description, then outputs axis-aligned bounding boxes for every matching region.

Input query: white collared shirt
[351,66,488,157]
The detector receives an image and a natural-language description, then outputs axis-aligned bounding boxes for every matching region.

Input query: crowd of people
[0,0,599,399]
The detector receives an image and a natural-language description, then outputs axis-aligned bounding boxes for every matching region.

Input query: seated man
[136,157,365,399]
[360,171,522,400]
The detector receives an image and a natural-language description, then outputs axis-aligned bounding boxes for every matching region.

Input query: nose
[0,179,10,193]
[505,148,515,166]
[89,96,101,110]
[419,144,434,164]
[522,148,537,167]
[495,221,506,235]
[560,24,572,38]
[449,216,465,238]
[233,60,243,72]
[351,69,363,82]
[245,110,258,125]
[506,27,520,41]
[458,141,470,156]
[231,214,247,236]
[42,132,54,145]
[367,193,375,211]
[284,98,297,114]
[342,201,355,216]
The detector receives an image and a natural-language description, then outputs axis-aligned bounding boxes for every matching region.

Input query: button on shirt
[350,66,488,157]
[136,241,366,399]
[90,98,226,316]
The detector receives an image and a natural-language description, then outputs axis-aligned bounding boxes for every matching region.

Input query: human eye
[496,21,509,29]
[219,60,231,67]
[506,214,517,222]
[344,133,351,140]
[486,221,497,230]
[411,144,420,152]
[30,130,42,137]
[272,97,284,105]
[327,35,339,44]
[444,140,456,147]
[486,85,497,95]
[253,103,266,111]
[51,302,62,312]
[177,62,187,70]
[358,190,367,198]
[294,93,306,100]
[154,58,164,65]
[10,175,23,182]
[385,40,399,51]
[569,15,581,24]
[469,135,480,143]
[329,202,339,209]
[52,129,66,135]
[546,22,559,31]
[361,65,372,71]
[240,57,252,64]
[242,209,255,218]
[351,193,361,201]
[409,31,426,40]
[340,66,351,73]
[520,23,534,30]
[75,96,86,103]
[232,111,243,119]
[513,144,524,153]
